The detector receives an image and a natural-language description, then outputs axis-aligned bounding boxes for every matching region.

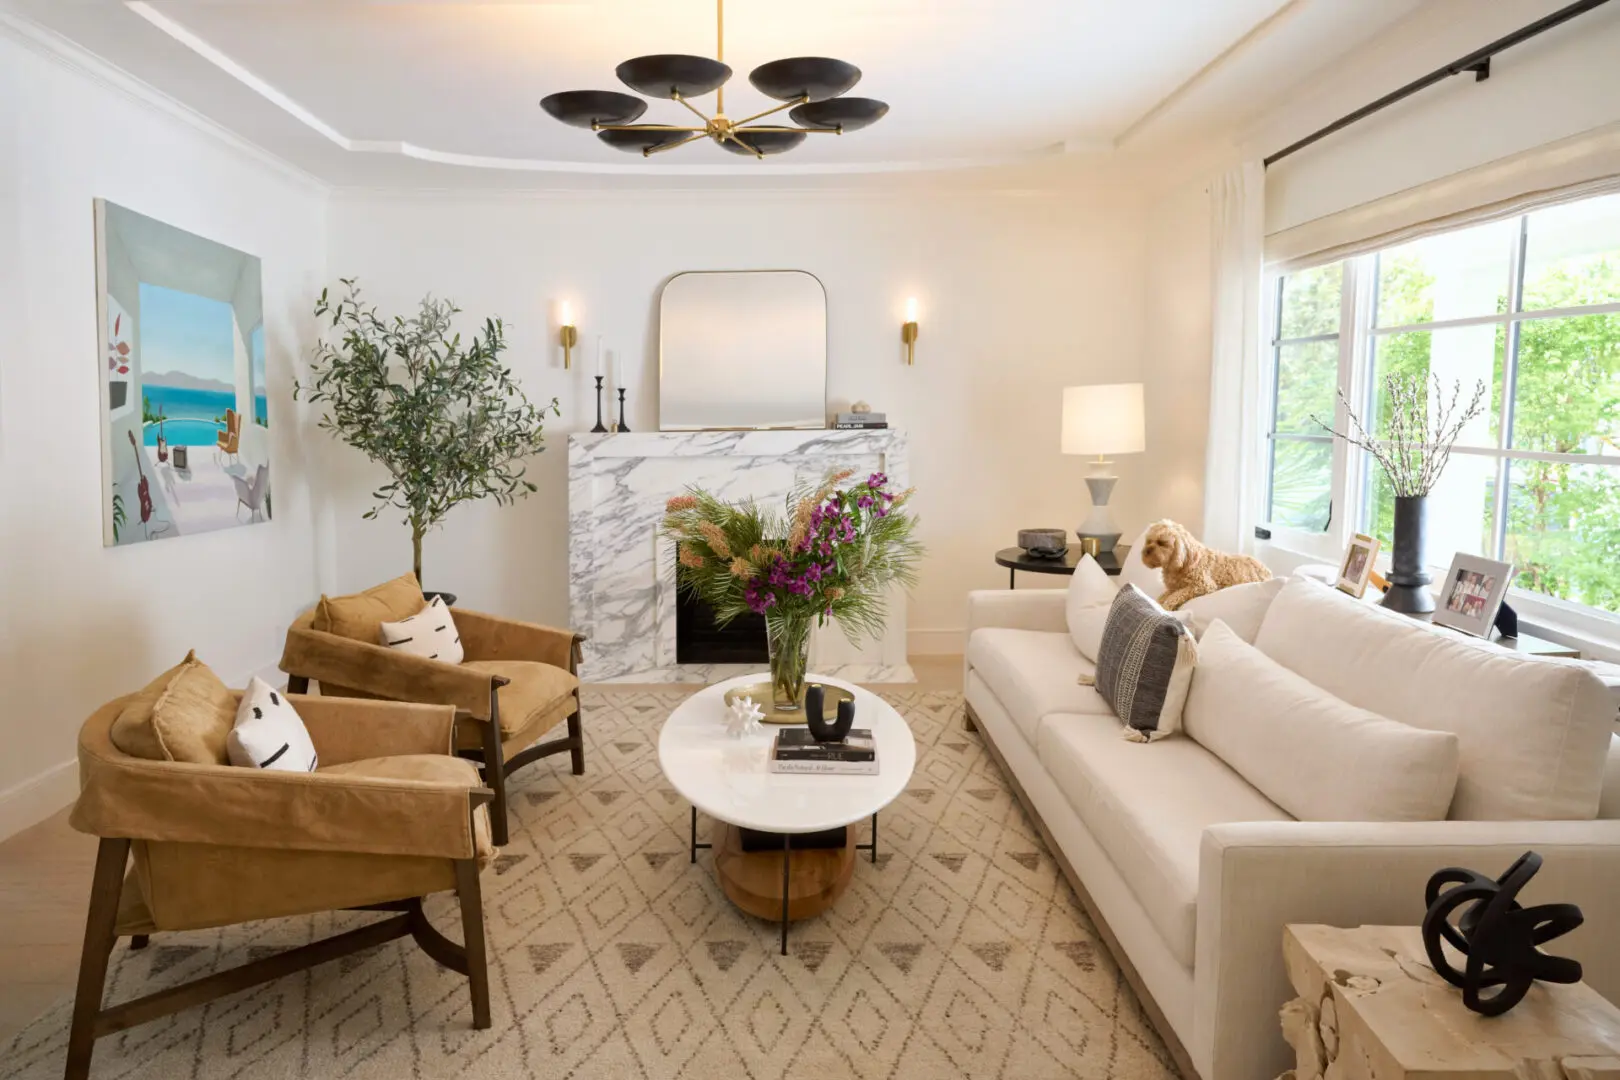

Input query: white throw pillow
[1179,577,1287,644]
[1185,621,1460,821]
[228,677,318,772]
[1116,524,1164,600]
[378,596,465,664]
[1065,554,1119,662]
[1253,577,1612,820]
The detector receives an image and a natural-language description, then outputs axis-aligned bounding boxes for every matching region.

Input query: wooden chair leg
[482,695,510,848]
[454,859,491,1030]
[129,935,149,950]
[286,674,310,694]
[66,838,129,1080]
[567,703,585,776]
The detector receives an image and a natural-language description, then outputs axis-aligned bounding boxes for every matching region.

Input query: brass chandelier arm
[643,132,710,157]
[670,91,714,126]
[730,96,807,127]
[725,131,764,160]
[738,125,841,135]
[594,124,708,133]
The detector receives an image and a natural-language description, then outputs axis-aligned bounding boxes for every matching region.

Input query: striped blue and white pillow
[378,596,464,664]
[228,676,318,771]
[1094,585,1199,742]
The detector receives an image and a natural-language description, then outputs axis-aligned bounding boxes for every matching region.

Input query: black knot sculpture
[1420,850,1583,1016]
[803,685,856,744]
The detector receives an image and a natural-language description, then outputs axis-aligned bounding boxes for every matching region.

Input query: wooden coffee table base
[713,822,855,923]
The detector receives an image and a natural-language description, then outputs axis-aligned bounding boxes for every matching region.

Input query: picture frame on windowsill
[1434,553,1515,638]
[1336,533,1381,599]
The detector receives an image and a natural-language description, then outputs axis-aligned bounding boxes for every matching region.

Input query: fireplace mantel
[567,429,913,683]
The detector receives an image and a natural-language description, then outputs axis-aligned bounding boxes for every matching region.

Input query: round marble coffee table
[658,673,917,954]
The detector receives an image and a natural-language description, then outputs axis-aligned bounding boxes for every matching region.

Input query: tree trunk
[412,525,424,586]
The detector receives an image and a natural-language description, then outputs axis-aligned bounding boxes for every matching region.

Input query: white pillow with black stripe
[1094,584,1199,742]
[378,596,464,664]
[228,677,318,771]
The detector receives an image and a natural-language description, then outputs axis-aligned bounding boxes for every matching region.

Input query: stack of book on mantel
[769,729,879,774]
[833,411,887,430]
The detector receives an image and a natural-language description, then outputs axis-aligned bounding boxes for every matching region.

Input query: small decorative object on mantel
[616,386,632,433]
[1315,373,1486,615]
[1336,532,1380,599]
[1432,553,1515,639]
[1421,851,1584,1017]
[834,407,887,430]
[663,469,922,712]
[1017,528,1068,560]
[723,693,764,738]
[804,684,856,743]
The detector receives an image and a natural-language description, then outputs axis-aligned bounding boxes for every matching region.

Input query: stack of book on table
[833,411,887,430]
[769,729,879,774]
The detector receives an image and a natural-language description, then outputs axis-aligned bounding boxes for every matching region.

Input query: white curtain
[1202,161,1266,553]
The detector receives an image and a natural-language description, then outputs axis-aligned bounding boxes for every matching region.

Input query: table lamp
[1062,383,1145,552]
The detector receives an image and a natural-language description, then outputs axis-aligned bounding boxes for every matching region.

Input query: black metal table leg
[1009,567,1016,589]
[781,832,791,956]
[690,805,711,864]
[857,812,879,864]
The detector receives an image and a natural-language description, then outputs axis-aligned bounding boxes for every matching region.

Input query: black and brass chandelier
[539,0,888,159]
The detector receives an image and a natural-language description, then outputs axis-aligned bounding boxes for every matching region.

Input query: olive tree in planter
[299,279,559,591]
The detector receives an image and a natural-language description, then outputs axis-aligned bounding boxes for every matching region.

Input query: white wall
[324,186,1152,654]
[0,29,328,836]
[1251,0,1620,235]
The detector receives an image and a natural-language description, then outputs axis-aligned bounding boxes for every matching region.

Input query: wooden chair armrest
[289,696,458,766]
[280,627,498,718]
[455,608,587,672]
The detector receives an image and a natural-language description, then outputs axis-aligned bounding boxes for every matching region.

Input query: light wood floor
[0,657,964,1043]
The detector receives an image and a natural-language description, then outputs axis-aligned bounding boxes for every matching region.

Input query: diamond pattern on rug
[1,687,1178,1079]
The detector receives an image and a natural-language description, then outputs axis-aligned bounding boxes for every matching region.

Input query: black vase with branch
[1315,373,1486,615]
[298,279,559,590]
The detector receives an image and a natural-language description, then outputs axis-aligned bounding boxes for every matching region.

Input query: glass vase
[767,617,811,713]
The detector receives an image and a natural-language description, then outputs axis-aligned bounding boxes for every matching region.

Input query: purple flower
[868,472,888,489]
[857,494,874,510]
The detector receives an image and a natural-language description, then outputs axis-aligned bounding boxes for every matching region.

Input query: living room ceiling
[4,0,1427,187]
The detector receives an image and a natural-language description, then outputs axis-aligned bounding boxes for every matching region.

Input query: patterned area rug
[4,688,1177,1079]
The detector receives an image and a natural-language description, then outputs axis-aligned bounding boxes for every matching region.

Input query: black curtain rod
[1264,0,1613,168]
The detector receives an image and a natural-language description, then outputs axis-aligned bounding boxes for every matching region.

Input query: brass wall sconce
[560,301,578,369]
[901,297,919,366]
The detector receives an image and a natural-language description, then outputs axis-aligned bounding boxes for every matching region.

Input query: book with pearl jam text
[769,729,879,774]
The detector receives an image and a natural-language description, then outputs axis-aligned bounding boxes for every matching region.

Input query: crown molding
[0,10,328,194]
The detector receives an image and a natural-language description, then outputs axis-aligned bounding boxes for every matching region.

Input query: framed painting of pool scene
[94,200,271,546]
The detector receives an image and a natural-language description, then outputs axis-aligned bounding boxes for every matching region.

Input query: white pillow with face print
[377,595,465,664]
[228,677,318,772]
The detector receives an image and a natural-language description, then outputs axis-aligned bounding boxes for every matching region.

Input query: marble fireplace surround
[568,429,914,683]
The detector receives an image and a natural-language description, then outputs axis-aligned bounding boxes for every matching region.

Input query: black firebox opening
[675,587,769,664]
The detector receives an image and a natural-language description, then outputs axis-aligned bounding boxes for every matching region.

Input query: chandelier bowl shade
[748,57,861,102]
[718,129,808,156]
[615,55,733,99]
[539,90,648,129]
[597,125,700,154]
[788,97,888,132]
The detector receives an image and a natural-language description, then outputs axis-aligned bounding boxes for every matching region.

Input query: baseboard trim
[965,700,1199,1080]
[0,757,77,843]
[906,628,965,655]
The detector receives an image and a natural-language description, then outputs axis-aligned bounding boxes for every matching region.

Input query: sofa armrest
[280,626,498,718]
[290,696,458,765]
[966,589,1067,637]
[1193,819,1620,1080]
[70,741,493,860]
[455,608,585,672]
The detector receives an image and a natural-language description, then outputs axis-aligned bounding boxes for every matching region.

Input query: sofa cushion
[460,660,579,738]
[314,573,425,645]
[148,657,236,766]
[1065,554,1118,661]
[110,651,198,761]
[1178,577,1286,643]
[379,596,465,665]
[229,677,319,772]
[965,628,1110,745]
[1117,524,1165,600]
[1186,621,1460,821]
[1095,585,1197,741]
[1253,577,1613,820]
[1036,712,1290,968]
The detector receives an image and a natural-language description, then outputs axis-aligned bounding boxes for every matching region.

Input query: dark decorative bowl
[1018,529,1069,559]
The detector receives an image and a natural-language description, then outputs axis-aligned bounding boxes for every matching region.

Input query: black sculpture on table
[1420,850,1583,1016]
[803,685,856,744]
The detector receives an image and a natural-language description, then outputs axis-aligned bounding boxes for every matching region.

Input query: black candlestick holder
[590,376,608,433]
[616,387,631,433]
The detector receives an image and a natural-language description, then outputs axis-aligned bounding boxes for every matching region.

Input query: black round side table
[994,546,1127,589]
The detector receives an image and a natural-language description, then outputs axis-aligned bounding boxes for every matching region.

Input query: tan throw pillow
[150,659,237,765]
[109,651,198,761]
[312,573,425,644]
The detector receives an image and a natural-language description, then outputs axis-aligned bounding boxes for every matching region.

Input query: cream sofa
[964,574,1620,1080]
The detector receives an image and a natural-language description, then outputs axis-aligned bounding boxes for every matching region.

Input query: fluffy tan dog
[1138,520,1271,611]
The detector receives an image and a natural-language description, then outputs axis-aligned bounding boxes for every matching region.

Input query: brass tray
[722,681,855,724]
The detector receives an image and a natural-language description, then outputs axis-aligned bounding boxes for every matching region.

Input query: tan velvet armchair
[280,603,586,846]
[66,693,495,1080]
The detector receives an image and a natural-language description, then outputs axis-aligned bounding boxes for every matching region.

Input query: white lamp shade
[1062,383,1145,456]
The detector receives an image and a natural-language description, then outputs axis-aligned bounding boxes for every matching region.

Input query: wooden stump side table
[1278,924,1620,1080]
